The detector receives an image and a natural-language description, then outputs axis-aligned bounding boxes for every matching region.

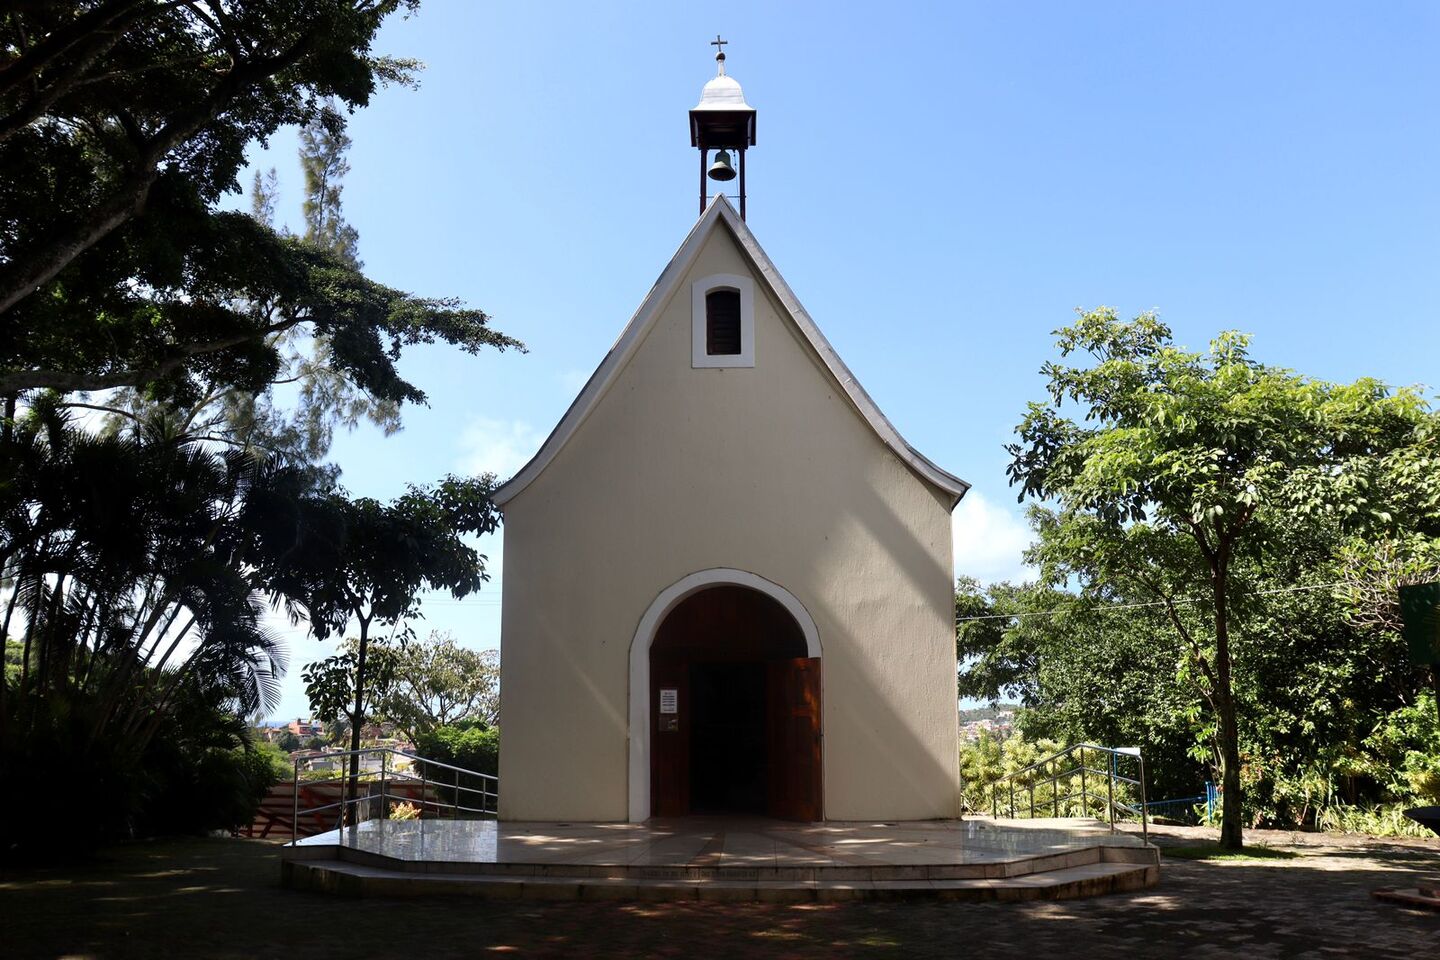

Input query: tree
[300,107,362,269]
[0,1,419,322]
[0,397,304,755]
[93,101,432,469]
[376,631,500,737]
[957,576,1202,804]
[2,2,520,418]
[278,476,501,812]
[1006,308,1440,848]
[0,399,329,855]
[0,4,524,854]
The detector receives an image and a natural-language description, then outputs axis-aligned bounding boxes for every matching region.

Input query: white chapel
[493,47,969,823]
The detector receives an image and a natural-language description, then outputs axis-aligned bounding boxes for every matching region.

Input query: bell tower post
[689,36,757,220]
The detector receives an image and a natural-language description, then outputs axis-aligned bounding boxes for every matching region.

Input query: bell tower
[689,36,756,220]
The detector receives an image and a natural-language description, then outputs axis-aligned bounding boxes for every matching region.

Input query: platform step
[285,857,1156,902]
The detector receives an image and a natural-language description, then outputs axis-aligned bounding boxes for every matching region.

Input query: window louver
[705,288,742,356]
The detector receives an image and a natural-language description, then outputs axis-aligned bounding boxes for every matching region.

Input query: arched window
[691,274,755,368]
[705,288,742,356]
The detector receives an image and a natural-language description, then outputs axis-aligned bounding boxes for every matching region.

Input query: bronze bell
[707,149,737,182]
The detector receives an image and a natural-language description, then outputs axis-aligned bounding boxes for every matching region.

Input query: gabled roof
[491,196,970,509]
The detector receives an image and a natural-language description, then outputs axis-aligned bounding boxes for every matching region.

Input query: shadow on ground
[2,831,1438,959]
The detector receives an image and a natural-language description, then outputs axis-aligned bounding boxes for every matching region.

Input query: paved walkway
[3,826,1438,958]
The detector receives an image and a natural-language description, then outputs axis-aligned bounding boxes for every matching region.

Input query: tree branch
[0,0,149,100]
[0,29,318,316]
[0,313,305,393]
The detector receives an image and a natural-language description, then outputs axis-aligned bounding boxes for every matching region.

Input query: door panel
[650,657,689,817]
[766,657,823,821]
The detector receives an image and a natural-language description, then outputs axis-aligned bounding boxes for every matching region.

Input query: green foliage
[376,631,500,737]
[415,723,500,779]
[3,3,521,469]
[279,476,502,795]
[956,578,1204,803]
[301,106,363,269]
[388,800,421,821]
[275,730,302,752]
[3,638,20,685]
[0,399,315,759]
[0,1,523,859]
[1001,308,1440,847]
[1,676,277,859]
[268,475,502,642]
[0,2,498,399]
[1363,691,1440,804]
[253,739,296,782]
[960,731,1063,811]
[1315,802,1436,839]
[302,637,400,728]
[414,723,499,812]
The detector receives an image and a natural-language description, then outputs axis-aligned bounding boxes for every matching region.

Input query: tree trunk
[346,616,371,826]
[1212,564,1244,850]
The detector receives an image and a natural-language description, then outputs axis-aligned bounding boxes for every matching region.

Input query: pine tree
[294,106,401,444]
[300,107,362,268]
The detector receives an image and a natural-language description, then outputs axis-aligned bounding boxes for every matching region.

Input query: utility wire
[954,580,1360,624]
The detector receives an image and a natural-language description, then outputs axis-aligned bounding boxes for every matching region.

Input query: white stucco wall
[497,221,959,822]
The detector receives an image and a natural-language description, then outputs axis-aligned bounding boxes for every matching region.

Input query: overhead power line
[954,580,1360,624]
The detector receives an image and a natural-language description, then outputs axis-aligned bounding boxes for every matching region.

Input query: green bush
[1365,690,1440,805]
[134,742,279,839]
[1317,802,1436,839]
[1,679,280,860]
[415,723,499,778]
[414,723,499,813]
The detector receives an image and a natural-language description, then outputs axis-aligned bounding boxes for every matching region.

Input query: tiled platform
[282,817,1159,901]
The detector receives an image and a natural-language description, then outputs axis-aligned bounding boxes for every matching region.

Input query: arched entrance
[628,570,822,822]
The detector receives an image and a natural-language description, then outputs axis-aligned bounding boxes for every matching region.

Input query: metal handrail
[289,745,499,842]
[987,743,1149,843]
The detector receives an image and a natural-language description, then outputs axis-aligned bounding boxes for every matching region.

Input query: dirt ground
[2,824,1438,959]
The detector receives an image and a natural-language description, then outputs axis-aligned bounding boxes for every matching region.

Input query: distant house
[257,725,289,745]
[289,749,341,774]
[959,712,1016,743]
[286,717,325,739]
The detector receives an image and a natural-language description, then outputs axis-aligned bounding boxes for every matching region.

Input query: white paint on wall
[496,200,965,822]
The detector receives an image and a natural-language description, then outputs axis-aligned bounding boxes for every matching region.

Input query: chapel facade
[494,51,968,823]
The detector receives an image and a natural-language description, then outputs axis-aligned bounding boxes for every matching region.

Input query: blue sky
[251,1,1440,721]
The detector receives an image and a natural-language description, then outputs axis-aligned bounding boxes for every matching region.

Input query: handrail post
[1080,754,1088,820]
[1106,759,1115,833]
[291,755,300,842]
[420,760,428,821]
[344,748,353,830]
[1138,752,1149,844]
[379,750,388,823]
[454,768,460,820]
[1009,781,1015,819]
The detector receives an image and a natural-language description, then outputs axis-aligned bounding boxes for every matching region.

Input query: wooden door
[766,657,823,821]
[650,656,690,817]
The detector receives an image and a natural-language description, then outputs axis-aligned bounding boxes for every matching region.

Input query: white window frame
[691,273,755,368]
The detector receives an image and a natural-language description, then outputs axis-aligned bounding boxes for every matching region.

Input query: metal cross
[711,35,727,53]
